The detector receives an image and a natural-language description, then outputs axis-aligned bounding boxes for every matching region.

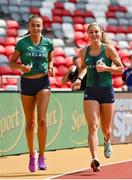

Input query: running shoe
[38,156,47,170]
[104,140,112,158]
[91,159,100,172]
[28,150,38,172]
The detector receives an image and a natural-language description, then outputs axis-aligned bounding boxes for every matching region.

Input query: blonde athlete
[9,15,54,172]
[72,23,124,172]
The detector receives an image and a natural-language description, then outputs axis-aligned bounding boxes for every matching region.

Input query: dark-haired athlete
[9,15,54,172]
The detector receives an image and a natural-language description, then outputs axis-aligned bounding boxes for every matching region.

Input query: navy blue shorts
[84,87,115,104]
[20,74,50,96]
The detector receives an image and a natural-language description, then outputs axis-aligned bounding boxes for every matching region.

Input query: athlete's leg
[100,103,115,158]
[21,95,36,156]
[83,100,100,159]
[36,89,51,158]
[100,103,115,141]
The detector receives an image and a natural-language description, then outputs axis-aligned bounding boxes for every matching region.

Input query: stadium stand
[0,0,132,90]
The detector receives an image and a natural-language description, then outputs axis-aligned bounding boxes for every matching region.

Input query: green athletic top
[85,44,112,87]
[15,35,53,77]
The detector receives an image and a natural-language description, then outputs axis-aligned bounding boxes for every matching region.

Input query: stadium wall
[0,92,132,156]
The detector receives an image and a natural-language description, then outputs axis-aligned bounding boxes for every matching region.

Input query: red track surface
[52,161,132,179]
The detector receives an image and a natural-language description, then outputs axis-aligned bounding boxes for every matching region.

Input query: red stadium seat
[106,25,118,33]
[0,37,5,46]
[0,45,6,54]
[108,5,127,12]
[52,16,63,23]
[117,49,129,58]
[6,20,19,29]
[116,26,128,34]
[53,47,65,57]
[5,45,15,56]
[62,9,72,17]
[54,56,66,66]
[73,24,84,32]
[84,11,95,18]
[73,10,85,17]
[105,11,116,18]
[56,76,63,88]
[73,17,85,24]
[0,65,12,75]
[54,2,64,9]
[7,78,18,85]
[74,31,84,40]
[6,28,18,37]
[42,16,52,30]
[29,7,40,15]
[52,9,62,16]
[113,76,123,88]
[49,76,56,85]
[65,57,73,67]
[57,65,68,76]
[68,0,77,3]
[5,37,17,46]
[127,26,132,33]
[121,57,131,67]
[83,24,89,32]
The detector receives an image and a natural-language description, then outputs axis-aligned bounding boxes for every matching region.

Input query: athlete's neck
[30,35,42,45]
[90,42,102,50]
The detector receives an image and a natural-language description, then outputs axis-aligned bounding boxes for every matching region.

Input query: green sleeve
[48,39,54,53]
[15,40,23,52]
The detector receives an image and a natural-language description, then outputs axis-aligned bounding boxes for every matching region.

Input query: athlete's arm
[9,50,31,73]
[72,48,87,90]
[78,48,87,79]
[105,45,124,74]
[9,50,21,70]
[48,51,54,76]
[62,71,70,84]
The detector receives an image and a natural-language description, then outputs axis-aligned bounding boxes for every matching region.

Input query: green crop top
[85,44,112,87]
[15,35,53,77]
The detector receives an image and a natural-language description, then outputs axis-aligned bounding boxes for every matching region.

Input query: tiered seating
[0,0,132,90]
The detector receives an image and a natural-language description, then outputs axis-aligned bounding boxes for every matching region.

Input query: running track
[48,160,132,179]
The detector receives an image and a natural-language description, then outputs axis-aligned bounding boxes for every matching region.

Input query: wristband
[77,77,82,81]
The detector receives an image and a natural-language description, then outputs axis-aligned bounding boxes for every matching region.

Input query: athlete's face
[28,17,43,36]
[88,25,102,43]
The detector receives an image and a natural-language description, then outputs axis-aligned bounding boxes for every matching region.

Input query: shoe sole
[38,167,47,170]
[91,159,100,172]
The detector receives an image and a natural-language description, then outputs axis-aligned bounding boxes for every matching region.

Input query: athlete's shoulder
[17,35,29,43]
[80,47,87,56]
[42,37,53,45]
[103,43,115,51]
[16,36,29,48]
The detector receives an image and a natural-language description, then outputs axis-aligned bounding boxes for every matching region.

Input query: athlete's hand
[20,64,32,73]
[72,79,81,90]
[48,67,54,77]
[96,64,107,72]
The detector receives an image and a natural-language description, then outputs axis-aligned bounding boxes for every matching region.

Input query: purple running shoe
[38,156,47,170]
[28,150,38,172]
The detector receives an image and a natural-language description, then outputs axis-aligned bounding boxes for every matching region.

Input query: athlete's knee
[26,121,35,130]
[102,128,111,137]
[88,123,99,133]
[38,117,47,127]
